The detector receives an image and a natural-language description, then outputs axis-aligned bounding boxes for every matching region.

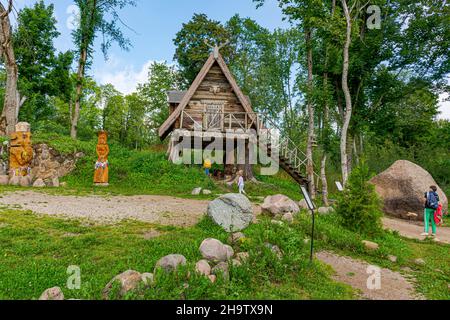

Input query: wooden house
[159,47,310,185]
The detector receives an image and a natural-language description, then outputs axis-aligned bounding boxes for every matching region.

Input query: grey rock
[208,275,217,283]
[317,207,335,215]
[33,178,46,188]
[154,254,187,273]
[195,260,211,276]
[20,176,32,187]
[141,273,154,286]
[207,193,254,232]
[199,238,228,262]
[388,255,398,263]
[362,240,379,251]
[414,258,426,266]
[370,160,448,220]
[9,176,20,186]
[261,195,300,217]
[265,243,283,259]
[52,177,60,188]
[223,245,234,260]
[192,187,202,196]
[228,232,245,244]
[299,199,309,210]
[232,259,242,267]
[39,287,64,300]
[212,262,229,281]
[282,212,294,224]
[0,175,9,186]
[102,270,143,299]
[202,189,212,195]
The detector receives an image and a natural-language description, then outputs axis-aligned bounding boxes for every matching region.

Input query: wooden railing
[179,110,320,183]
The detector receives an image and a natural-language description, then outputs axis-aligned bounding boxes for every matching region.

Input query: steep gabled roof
[159,51,254,140]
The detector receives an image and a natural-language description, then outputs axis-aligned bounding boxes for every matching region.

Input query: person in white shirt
[237,170,246,195]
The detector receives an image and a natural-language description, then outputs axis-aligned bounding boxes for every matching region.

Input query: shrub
[335,161,383,236]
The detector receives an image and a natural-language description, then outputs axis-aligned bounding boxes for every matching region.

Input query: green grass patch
[0,209,355,300]
[1,208,449,300]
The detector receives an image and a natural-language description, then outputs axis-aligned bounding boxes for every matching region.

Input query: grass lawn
[0,208,449,300]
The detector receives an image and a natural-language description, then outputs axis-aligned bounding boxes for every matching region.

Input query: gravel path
[0,191,210,227]
[383,217,450,244]
[316,251,424,300]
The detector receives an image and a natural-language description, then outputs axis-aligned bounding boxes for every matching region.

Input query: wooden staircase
[256,113,319,188]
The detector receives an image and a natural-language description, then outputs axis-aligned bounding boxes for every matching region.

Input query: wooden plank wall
[179,62,249,131]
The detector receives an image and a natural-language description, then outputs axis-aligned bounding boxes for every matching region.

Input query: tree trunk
[320,0,335,207]
[0,1,19,136]
[340,0,353,186]
[305,29,316,197]
[71,48,87,139]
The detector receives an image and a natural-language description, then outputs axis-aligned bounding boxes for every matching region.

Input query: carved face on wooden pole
[94,131,110,185]
[9,122,33,177]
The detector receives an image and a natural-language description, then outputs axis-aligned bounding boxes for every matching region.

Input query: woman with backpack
[421,185,440,240]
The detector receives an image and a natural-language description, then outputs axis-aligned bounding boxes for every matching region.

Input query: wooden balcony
[179,110,260,133]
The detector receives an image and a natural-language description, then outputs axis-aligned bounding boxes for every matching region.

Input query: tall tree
[138,61,182,142]
[340,0,353,185]
[14,1,73,128]
[71,0,136,139]
[173,13,232,85]
[0,0,20,135]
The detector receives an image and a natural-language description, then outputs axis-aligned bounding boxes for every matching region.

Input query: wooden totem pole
[94,131,110,186]
[9,122,33,178]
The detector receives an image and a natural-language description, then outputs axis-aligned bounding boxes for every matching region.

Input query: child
[204,158,212,177]
[237,170,246,195]
[421,185,440,240]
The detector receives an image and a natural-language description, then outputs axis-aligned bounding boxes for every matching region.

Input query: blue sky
[12,0,450,119]
[15,0,288,94]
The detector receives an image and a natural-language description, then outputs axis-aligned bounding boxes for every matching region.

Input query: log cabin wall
[179,62,249,131]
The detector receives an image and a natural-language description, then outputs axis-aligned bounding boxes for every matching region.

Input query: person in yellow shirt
[204,158,212,176]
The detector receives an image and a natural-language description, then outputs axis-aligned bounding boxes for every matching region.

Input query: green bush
[335,161,383,236]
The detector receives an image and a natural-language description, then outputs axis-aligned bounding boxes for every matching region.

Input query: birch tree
[70,0,135,139]
[0,0,20,135]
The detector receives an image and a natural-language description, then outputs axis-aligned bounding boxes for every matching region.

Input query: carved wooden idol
[94,131,110,186]
[9,122,33,177]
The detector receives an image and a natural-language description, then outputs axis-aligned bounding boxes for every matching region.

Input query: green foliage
[72,0,136,62]
[173,13,232,84]
[335,161,383,236]
[13,1,73,128]
[138,62,182,143]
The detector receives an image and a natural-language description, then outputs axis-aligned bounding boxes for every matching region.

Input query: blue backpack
[426,192,439,210]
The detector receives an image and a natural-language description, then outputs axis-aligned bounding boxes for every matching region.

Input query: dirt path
[383,217,450,244]
[316,251,424,300]
[0,191,210,227]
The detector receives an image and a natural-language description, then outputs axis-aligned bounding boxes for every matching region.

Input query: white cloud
[94,56,153,95]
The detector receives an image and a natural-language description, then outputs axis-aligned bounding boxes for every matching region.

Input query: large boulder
[370,160,448,220]
[261,195,300,217]
[207,194,254,232]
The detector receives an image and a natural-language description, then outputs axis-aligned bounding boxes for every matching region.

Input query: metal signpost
[300,186,316,263]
